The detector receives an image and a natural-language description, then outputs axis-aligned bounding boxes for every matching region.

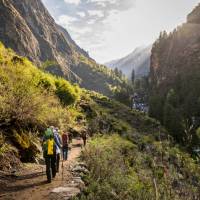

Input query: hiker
[42,126,56,183]
[81,131,87,147]
[53,127,62,173]
[62,132,69,161]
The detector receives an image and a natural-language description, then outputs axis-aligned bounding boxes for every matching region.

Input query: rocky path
[0,139,85,200]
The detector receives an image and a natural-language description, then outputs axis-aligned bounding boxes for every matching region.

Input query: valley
[0,0,200,200]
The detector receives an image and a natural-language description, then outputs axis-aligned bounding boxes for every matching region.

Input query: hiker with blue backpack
[53,127,62,173]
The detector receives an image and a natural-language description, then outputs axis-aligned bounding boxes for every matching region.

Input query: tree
[149,95,164,122]
[163,89,183,143]
[119,70,123,79]
[114,67,119,77]
[131,69,135,84]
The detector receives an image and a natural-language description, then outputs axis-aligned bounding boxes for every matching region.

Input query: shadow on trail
[3,180,48,192]
[0,171,45,181]
[0,171,47,195]
[16,171,45,180]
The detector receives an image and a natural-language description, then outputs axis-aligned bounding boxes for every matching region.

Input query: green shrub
[55,78,79,106]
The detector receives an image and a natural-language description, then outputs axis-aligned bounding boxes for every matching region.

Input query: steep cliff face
[0,0,41,64]
[0,0,79,71]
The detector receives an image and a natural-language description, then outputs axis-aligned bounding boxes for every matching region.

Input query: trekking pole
[42,155,45,180]
[62,158,64,181]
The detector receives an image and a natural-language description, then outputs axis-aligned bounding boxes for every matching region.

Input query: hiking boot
[47,179,51,183]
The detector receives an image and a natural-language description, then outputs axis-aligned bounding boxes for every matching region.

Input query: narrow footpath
[0,139,83,200]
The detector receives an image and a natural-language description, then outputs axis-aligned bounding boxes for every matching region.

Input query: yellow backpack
[47,138,54,155]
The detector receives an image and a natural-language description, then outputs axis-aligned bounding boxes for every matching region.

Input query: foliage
[55,78,80,106]
[78,134,200,200]
[73,91,200,200]
[149,29,200,149]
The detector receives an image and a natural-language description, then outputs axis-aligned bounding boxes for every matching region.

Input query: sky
[42,0,200,63]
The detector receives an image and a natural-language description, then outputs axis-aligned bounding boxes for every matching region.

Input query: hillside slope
[105,45,152,79]
[149,4,200,147]
[76,92,200,200]
[0,0,128,98]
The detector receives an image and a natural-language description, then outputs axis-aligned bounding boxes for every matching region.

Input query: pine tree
[131,69,135,84]
[114,67,119,77]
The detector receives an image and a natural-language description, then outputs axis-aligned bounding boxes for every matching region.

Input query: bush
[79,135,156,200]
[55,78,80,106]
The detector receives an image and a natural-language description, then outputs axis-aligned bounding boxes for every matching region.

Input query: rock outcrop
[187,3,200,24]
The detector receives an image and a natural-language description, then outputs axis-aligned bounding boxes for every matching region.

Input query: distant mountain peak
[105,45,152,79]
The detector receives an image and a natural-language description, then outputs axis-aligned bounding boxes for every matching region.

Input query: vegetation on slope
[0,42,81,167]
[77,134,200,200]
[73,94,200,200]
[72,53,134,106]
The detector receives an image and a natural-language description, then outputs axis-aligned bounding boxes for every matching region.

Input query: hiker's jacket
[62,133,69,148]
[54,131,62,154]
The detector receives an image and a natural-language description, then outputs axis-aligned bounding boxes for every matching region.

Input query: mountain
[0,0,127,98]
[149,3,200,147]
[105,45,152,79]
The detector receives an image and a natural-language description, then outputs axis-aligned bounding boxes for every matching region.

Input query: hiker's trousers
[56,153,60,172]
[63,146,68,160]
[45,154,56,182]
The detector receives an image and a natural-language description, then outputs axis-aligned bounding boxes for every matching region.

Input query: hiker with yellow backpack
[42,126,58,183]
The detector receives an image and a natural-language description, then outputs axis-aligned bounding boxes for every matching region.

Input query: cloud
[42,0,135,61]
[57,15,78,26]
[77,11,86,18]
[64,0,80,5]
[88,10,104,18]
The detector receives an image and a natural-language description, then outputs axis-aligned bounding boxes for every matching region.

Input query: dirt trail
[0,139,83,200]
